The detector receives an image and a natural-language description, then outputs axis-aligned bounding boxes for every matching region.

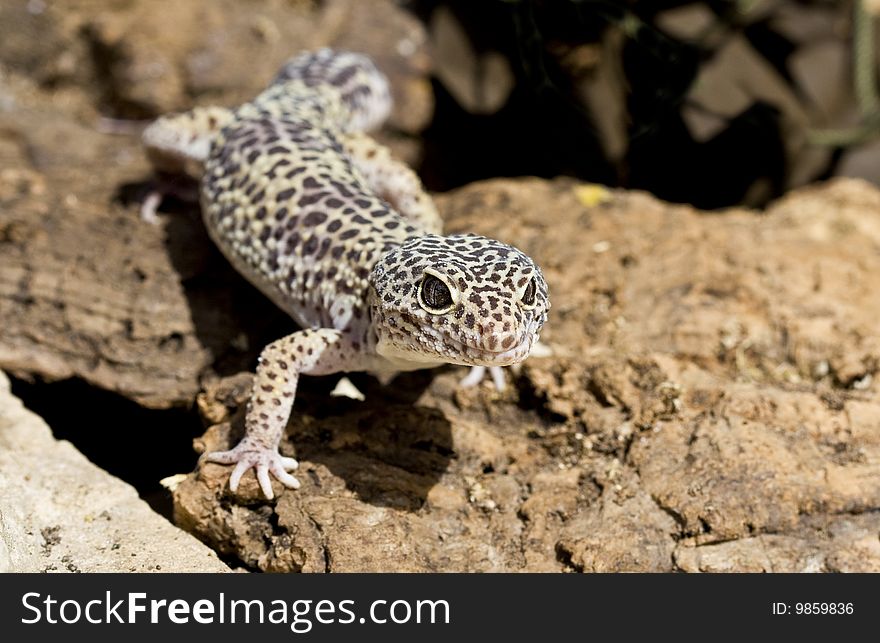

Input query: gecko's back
[142,48,550,500]
[200,50,421,337]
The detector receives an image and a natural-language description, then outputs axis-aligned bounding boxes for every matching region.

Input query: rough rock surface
[0,0,432,133]
[174,178,880,572]
[0,370,229,573]
[1,1,879,573]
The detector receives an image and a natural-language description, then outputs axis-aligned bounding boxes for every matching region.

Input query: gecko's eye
[418,273,455,314]
[521,277,537,310]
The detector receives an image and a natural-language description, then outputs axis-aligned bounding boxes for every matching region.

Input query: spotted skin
[143,49,550,499]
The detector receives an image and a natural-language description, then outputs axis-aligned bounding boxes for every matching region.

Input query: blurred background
[2,0,879,209]
[416,0,877,208]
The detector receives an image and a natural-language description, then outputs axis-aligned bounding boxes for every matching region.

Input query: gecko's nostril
[481,332,520,353]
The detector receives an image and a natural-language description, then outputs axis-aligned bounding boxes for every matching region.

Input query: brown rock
[3,2,880,572]
[173,177,880,572]
[0,0,433,131]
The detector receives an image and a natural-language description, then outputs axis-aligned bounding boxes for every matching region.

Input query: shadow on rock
[267,371,448,511]
[118,179,298,378]
[297,405,453,511]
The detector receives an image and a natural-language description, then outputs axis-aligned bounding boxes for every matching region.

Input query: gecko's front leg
[202,327,352,499]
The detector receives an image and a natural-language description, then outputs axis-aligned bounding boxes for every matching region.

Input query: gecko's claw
[202,438,300,499]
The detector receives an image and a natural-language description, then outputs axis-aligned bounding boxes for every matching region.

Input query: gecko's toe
[202,439,301,498]
[228,459,251,492]
[489,366,506,391]
[459,365,507,391]
[278,456,299,471]
[202,449,238,465]
[140,190,163,224]
[256,464,274,499]
[459,366,486,388]
[270,461,302,490]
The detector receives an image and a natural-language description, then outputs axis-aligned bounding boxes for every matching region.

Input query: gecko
[142,49,550,499]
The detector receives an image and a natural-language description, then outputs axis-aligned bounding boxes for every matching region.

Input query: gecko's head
[370,234,550,368]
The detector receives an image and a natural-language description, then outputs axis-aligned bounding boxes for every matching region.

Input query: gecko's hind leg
[342,132,442,234]
[140,106,234,223]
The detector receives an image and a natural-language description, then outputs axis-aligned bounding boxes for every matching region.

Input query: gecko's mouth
[378,310,535,366]
[445,333,532,366]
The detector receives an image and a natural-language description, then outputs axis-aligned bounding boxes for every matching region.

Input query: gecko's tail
[142,105,235,177]
[267,48,392,134]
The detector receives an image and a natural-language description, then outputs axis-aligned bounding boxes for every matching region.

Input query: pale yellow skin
[143,49,550,499]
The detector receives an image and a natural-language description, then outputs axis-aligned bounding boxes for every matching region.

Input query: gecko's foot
[138,176,200,224]
[140,189,164,224]
[459,365,507,391]
[201,438,300,499]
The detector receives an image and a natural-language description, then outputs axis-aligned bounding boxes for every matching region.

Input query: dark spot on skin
[298,193,325,207]
[332,64,358,87]
[304,211,327,226]
[327,220,342,232]
[277,188,296,202]
[316,239,331,260]
[501,336,514,349]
